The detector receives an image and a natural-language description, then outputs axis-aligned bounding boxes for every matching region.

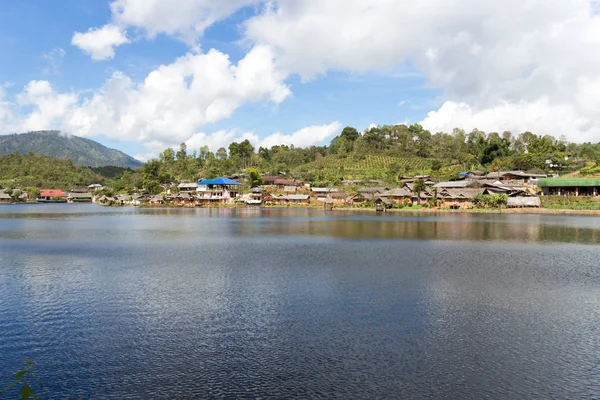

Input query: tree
[246,168,262,187]
[386,162,401,182]
[26,187,40,200]
[412,178,427,204]
[176,143,187,160]
[340,126,359,142]
[216,147,228,161]
[159,148,175,165]
[199,146,211,161]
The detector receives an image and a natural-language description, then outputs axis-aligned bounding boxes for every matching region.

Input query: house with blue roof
[197,177,241,203]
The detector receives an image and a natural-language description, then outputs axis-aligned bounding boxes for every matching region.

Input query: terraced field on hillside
[310,155,437,178]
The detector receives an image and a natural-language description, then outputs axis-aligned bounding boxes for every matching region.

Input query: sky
[1,0,600,160]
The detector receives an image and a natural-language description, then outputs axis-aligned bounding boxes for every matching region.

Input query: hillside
[312,155,436,176]
[0,131,142,168]
[0,152,106,189]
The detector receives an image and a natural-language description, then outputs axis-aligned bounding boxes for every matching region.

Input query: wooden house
[38,189,67,203]
[67,192,93,203]
[379,188,413,205]
[537,178,600,196]
[178,182,199,193]
[287,194,310,204]
[197,177,241,204]
[0,191,12,203]
[311,187,338,201]
[437,188,488,209]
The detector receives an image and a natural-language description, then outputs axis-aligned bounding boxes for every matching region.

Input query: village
[2,171,600,211]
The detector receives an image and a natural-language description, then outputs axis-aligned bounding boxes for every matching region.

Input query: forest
[3,124,600,193]
[128,124,600,194]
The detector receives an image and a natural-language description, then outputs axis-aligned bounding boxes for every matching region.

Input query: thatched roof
[381,188,412,198]
[438,188,487,199]
[359,186,388,194]
[374,196,392,205]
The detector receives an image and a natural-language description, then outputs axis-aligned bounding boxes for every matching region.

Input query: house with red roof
[38,189,67,203]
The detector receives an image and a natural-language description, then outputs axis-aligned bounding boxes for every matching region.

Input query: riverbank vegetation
[541,195,600,210]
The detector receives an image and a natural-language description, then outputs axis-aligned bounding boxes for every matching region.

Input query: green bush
[473,194,507,209]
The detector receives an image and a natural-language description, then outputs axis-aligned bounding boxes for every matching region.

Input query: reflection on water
[0,205,599,399]
[1,204,600,245]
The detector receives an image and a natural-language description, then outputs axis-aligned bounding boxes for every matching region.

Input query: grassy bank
[540,195,600,210]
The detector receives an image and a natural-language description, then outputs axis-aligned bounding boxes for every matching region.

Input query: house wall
[542,186,600,196]
[441,199,473,209]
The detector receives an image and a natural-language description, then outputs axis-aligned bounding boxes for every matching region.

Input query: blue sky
[1,1,600,159]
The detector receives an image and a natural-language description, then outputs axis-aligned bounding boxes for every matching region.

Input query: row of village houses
[3,171,600,208]
[90,172,600,209]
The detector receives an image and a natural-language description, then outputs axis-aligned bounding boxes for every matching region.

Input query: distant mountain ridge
[0,131,142,168]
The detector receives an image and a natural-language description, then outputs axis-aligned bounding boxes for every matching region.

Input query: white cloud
[0,85,15,131]
[420,100,592,140]
[16,81,78,132]
[41,48,65,75]
[257,121,341,148]
[71,24,129,60]
[0,45,290,154]
[242,0,600,142]
[185,121,341,153]
[13,0,600,149]
[185,130,251,153]
[109,0,256,47]
[67,45,289,145]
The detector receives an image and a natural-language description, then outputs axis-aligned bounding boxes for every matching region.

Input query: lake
[1,204,599,399]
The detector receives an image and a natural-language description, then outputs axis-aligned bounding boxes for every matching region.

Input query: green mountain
[0,131,142,168]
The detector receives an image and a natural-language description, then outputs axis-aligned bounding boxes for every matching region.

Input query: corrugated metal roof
[198,177,241,185]
[537,178,600,187]
[287,194,310,200]
[434,181,470,188]
[178,182,198,188]
[507,197,541,207]
[68,193,92,198]
[311,187,337,192]
[40,189,65,197]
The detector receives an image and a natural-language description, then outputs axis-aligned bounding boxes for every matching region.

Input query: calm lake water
[1,204,599,399]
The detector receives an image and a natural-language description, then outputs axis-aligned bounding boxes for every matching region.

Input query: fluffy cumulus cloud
[110,0,256,46]
[12,0,600,154]
[257,121,342,148]
[71,24,129,60]
[0,85,15,129]
[421,100,593,140]
[0,46,291,150]
[184,121,341,153]
[16,81,78,133]
[67,45,289,146]
[244,0,600,141]
[72,0,256,59]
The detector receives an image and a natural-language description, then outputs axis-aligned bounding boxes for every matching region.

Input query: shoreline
[145,203,600,216]
[4,202,600,216]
